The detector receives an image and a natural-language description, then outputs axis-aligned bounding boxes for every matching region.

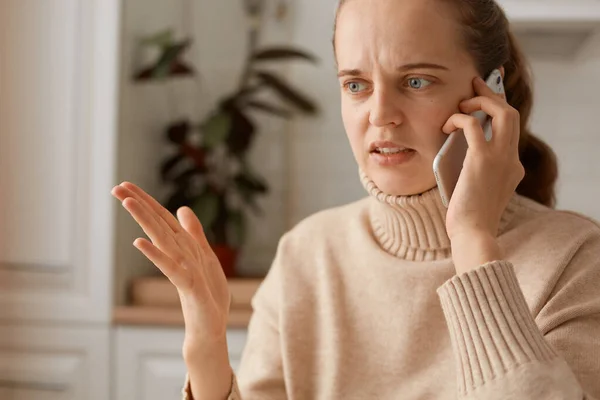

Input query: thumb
[177,206,210,248]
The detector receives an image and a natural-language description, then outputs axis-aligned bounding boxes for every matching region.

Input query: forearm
[183,336,234,400]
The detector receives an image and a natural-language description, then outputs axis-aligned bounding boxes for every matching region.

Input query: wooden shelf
[113,277,262,328]
[129,277,262,309]
[113,306,253,328]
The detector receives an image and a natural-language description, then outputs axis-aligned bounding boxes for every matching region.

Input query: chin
[368,166,437,197]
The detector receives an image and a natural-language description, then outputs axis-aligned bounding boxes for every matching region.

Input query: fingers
[473,76,504,98]
[114,184,205,271]
[442,114,487,152]
[459,96,505,119]
[122,197,177,252]
[111,184,131,202]
[118,182,182,234]
[133,238,187,287]
[459,96,519,149]
[114,184,215,299]
[112,185,170,234]
[465,77,520,149]
[177,206,210,250]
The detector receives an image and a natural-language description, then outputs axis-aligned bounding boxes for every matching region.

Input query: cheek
[413,100,457,155]
[341,99,368,150]
[422,99,456,126]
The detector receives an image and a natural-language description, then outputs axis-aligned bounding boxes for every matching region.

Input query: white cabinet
[114,327,248,400]
[0,0,119,398]
[0,325,110,400]
[0,0,120,323]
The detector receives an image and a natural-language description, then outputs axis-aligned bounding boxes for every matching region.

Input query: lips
[369,140,414,153]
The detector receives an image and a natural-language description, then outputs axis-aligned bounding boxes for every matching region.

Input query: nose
[368,88,404,128]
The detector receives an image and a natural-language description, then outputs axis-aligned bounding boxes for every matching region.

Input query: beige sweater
[184,173,600,399]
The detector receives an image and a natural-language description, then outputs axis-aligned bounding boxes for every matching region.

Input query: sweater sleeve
[181,373,241,400]
[437,232,600,400]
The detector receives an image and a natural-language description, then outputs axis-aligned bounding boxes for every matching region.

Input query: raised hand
[111,182,231,344]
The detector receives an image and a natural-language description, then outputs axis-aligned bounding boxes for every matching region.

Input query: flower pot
[211,244,239,278]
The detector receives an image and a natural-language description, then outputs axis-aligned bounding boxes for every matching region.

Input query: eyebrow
[337,63,449,78]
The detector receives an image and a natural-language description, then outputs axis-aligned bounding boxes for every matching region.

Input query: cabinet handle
[0,379,68,391]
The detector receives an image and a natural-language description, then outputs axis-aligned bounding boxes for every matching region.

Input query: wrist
[183,333,228,361]
[450,231,502,275]
[449,228,494,243]
[183,335,233,400]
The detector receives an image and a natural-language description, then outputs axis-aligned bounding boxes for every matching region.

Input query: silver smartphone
[432,69,505,207]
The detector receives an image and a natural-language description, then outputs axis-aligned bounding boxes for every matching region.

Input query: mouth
[372,147,415,155]
[369,140,415,155]
[369,140,416,166]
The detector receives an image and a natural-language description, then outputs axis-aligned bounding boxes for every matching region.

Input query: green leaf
[253,48,318,63]
[152,39,192,79]
[245,100,292,119]
[191,191,219,230]
[202,113,232,148]
[140,29,175,48]
[227,211,247,248]
[254,71,318,114]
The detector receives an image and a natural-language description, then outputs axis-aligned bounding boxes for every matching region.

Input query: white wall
[530,36,600,219]
[285,0,363,225]
[116,1,600,303]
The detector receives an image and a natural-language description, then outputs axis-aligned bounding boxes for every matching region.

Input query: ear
[499,66,505,79]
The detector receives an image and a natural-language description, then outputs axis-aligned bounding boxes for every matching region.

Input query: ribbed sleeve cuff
[437,260,557,395]
[182,372,241,400]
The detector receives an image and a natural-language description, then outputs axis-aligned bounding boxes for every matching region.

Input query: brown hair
[334,0,558,207]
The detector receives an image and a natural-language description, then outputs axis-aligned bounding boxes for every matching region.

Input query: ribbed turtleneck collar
[360,169,519,262]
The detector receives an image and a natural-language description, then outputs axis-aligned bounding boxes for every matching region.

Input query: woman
[112,0,600,398]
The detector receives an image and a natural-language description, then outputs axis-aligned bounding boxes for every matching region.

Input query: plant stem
[214,193,229,245]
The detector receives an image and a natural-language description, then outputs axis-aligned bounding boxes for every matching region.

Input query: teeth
[376,147,410,154]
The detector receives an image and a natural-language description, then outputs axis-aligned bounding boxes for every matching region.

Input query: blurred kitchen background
[0,0,599,399]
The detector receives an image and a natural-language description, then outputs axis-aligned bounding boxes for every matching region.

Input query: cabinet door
[114,327,247,400]
[0,325,109,400]
[0,0,120,323]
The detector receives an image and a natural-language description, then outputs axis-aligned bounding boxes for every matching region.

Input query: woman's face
[335,0,480,196]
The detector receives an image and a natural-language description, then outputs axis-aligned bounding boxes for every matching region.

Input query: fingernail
[475,76,485,84]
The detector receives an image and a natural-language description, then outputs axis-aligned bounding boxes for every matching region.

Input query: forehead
[335,0,468,69]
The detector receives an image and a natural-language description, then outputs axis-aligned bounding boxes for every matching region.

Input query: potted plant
[133,1,319,276]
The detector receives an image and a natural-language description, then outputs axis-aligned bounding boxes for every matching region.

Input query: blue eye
[346,81,366,93]
[407,78,432,89]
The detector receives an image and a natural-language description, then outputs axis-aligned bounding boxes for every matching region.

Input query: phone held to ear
[432,69,505,208]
